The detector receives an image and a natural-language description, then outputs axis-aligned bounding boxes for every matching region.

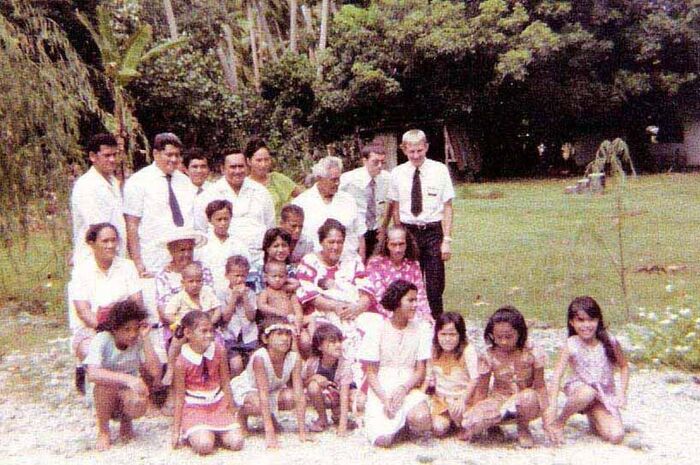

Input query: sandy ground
[1,322,699,465]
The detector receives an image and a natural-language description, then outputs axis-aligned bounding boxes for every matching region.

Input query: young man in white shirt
[70,133,126,264]
[182,147,212,194]
[339,143,390,260]
[292,156,366,260]
[388,129,455,319]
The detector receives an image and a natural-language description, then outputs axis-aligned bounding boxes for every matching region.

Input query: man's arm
[440,200,453,262]
[125,214,151,277]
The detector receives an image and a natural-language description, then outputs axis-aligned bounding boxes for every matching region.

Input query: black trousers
[403,222,444,320]
[364,228,380,259]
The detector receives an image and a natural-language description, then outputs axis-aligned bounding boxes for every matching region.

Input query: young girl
[548,296,629,444]
[427,312,479,437]
[84,300,160,451]
[302,323,355,435]
[229,316,307,448]
[171,311,243,455]
[461,306,554,447]
[359,279,432,447]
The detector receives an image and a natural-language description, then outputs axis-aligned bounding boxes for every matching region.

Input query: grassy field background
[0,173,698,348]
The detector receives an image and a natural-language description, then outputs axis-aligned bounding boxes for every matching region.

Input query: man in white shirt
[293,156,366,260]
[124,132,197,276]
[388,129,455,319]
[183,147,213,194]
[339,143,390,260]
[194,151,275,265]
[70,134,126,264]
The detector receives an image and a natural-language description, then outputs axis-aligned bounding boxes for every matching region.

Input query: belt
[402,221,441,231]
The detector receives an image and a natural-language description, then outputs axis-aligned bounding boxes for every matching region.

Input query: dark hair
[262,227,292,264]
[87,133,117,154]
[225,254,250,274]
[280,204,305,222]
[182,261,203,278]
[174,310,210,339]
[153,132,182,151]
[318,218,346,243]
[380,279,418,312]
[264,259,286,274]
[361,143,385,158]
[376,225,419,261]
[243,136,269,160]
[567,296,618,364]
[311,323,344,357]
[433,311,468,359]
[484,306,528,349]
[96,300,147,333]
[183,147,208,168]
[260,315,293,347]
[205,199,233,220]
[85,222,118,244]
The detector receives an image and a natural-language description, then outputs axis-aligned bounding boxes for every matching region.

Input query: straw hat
[158,227,207,248]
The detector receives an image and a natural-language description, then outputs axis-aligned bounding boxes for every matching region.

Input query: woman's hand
[138,321,151,339]
[388,386,407,414]
[171,427,180,449]
[382,398,396,419]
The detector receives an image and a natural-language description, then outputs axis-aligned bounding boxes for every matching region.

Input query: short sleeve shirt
[388,159,455,224]
[84,331,144,377]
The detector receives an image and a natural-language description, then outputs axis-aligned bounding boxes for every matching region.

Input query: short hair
[361,143,385,158]
[262,227,292,263]
[401,129,427,145]
[264,259,286,274]
[153,132,183,151]
[182,261,203,279]
[183,147,208,168]
[280,204,304,222]
[205,199,233,220]
[484,305,528,350]
[85,222,118,244]
[318,218,346,243]
[433,312,468,359]
[87,133,117,154]
[225,254,250,274]
[311,323,344,357]
[377,225,419,261]
[96,300,147,333]
[380,279,418,312]
[243,136,269,160]
[311,156,343,179]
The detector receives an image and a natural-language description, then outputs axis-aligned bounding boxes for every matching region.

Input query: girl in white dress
[229,316,307,448]
[358,279,433,447]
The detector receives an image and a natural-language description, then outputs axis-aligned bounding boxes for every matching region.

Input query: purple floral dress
[365,255,431,322]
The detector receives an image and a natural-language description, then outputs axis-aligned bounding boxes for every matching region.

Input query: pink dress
[176,342,237,439]
[365,256,431,322]
[564,335,620,419]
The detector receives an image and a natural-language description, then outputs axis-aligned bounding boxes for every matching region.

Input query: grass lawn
[447,173,700,326]
[0,173,698,347]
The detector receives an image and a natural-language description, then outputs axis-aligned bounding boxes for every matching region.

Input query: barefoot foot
[119,419,135,442]
[517,426,535,448]
[96,431,111,451]
[308,418,328,433]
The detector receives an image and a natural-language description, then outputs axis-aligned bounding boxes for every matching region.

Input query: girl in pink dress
[171,311,243,455]
[548,296,629,444]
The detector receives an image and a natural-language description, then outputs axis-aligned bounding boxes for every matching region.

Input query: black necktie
[411,168,422,216]
[166,174,184,226]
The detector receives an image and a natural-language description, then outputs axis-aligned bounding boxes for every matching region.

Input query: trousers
[403,222,444,319]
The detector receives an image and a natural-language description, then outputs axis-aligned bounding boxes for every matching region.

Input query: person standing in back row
[388,129,454,319]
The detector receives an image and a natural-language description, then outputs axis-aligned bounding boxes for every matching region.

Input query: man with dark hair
[70,133,126,263]
[124,132,196,276]
[183,147,211,194]
[279,204,313,264]
[340,143,390,260]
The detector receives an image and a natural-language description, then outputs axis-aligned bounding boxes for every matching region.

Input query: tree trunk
[301,4,316,62]
[319,0,329,51]
[255,0,279,62]
[162,0,179,40]
[289,0,298,53]
[247,3,262,93]
[222,23,239,92]
[216,42,237,93]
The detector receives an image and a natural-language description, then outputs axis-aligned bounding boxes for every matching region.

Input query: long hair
[484,305,528,350]
[567,296,618,364]
[433,311,468,359]
[376,225,419,261]
[262,227,292,264]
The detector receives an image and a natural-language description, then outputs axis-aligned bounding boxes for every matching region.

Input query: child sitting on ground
[220,255,258,377]
[84,300,160,451]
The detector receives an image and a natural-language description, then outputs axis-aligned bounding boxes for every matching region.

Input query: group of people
[67,129,628,454]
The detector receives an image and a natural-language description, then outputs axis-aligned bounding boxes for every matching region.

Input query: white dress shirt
[388,159,455,224]
[194,230,251,302]
[68,256,141,332]
[123,163,197,272]
[339,167,390,231]
[194,177,275,266]
[70,166,126,263]
[292,184,366,259]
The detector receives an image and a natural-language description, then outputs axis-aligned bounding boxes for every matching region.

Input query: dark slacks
[403,222,444,320]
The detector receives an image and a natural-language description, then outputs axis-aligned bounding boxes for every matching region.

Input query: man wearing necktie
[388,129,454,320]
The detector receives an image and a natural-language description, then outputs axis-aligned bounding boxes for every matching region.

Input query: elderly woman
[366,225,432,323]
[68,223,142,391]
[244,136,303,217]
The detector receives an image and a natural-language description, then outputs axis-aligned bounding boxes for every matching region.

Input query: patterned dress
[564,335,620,419]
[365,256,431,322]
[428,344,479,424]
[176,342,237,439]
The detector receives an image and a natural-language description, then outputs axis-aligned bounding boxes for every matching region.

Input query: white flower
[652,358,661,365]
[685,332,696,341]
[669,314,679,322]
[679,308,692,317]
[674,345,690,354]
[666,284,675,293]
[647,312,658,321]
[638,312,646,319]
[665,347,672,354]
[660,319,672,327]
